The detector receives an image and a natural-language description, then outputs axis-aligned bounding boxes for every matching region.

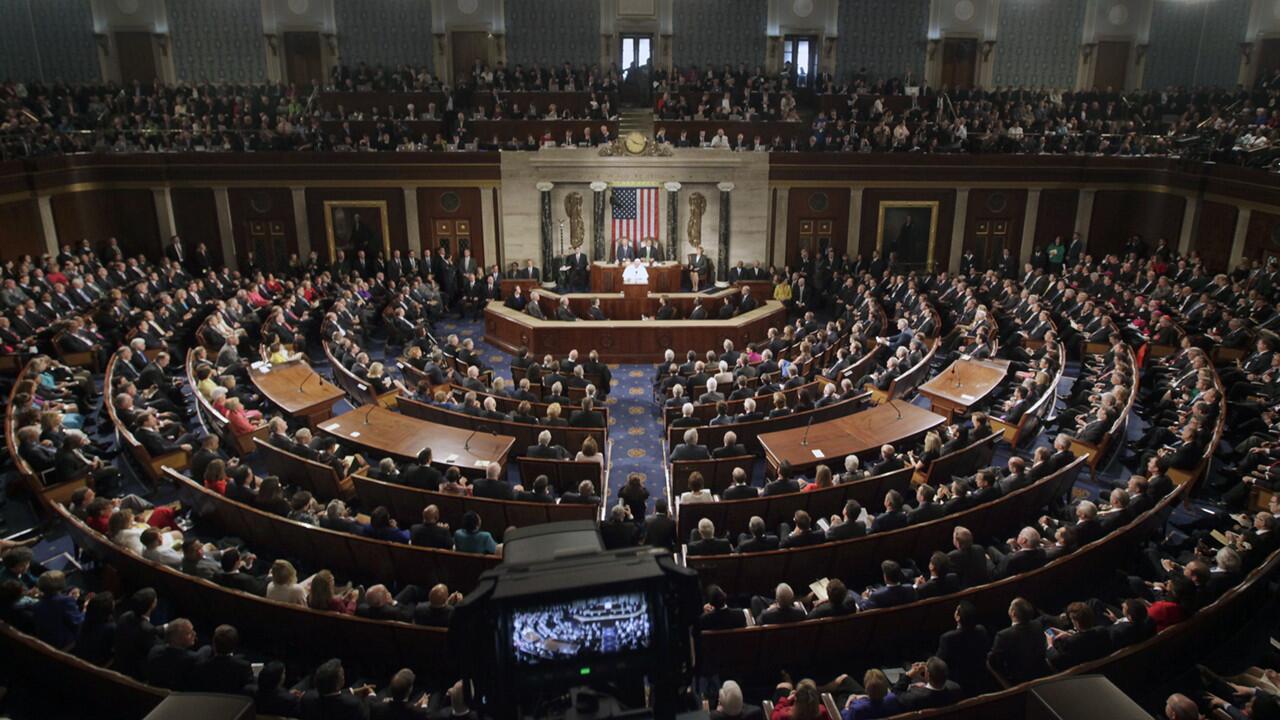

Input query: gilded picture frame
[323,200,392,262]
[875,200,939,272]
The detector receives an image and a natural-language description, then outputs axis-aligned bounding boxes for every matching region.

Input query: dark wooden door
[1257,39,1280,87]
[940,38,977,89]
[1094,41,1130,90]
[973,218,1012,270]
[431,219,482,269]
[450,31,491,86]
[283,32,323,87]
[115,32,158,83]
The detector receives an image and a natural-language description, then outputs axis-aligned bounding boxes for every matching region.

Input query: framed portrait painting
[324,200,391,262]
[876,201,939,271]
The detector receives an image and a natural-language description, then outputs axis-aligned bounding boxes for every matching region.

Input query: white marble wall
[499,148,770,268]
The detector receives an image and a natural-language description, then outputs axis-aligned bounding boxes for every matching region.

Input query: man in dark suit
[778,511,826,548]
[409,505,454,549]
[871,490,909,532]
[299,659,370,720]
[991,527,1048,578]
[515,475,555,504]
[518,259,541,281]
[402,449,444,491]
[825,500,867,541]
[555,297,578,321]
[736,516,780,553]
[670,429,712,461]
[936,600,992,694]
[712,431,748,459]
[686,518,733,556]
[987,597,1050,683]
[947,526,992,588]
[754,583,808,626]
[870,444,905,476]
[113,589,163,677]
[600,505,641,549]
[1045,602,1114,671]
[698,585,747,631]
[858,560,918,609]
[144,619,211,690]
[194,625,254,694]
[526,430,570,459]
[567,248,589,291]
[895,657,962,711]
[721,467,758,499]
[569,397,605,428]
[471,463,515,500]
[643,498,677,551]
[761,463,802,496]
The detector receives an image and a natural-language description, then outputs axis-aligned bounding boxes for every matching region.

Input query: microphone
[951,361,960,388]
[800,415,813,446]
[362,404,377,425]
[297,372,310,394]
[463,427,478,452]
[888,398,902,421]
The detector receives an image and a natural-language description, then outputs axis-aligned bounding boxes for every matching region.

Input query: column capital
[717,182,735,193]
[589,181,608,192]
[663,181,682,192]
[535,181,555,192]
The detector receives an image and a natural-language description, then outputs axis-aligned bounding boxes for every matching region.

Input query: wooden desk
[917,358,1009,421]
[484,298,787,363]
[590,261,682,293]
[319,405,515,474]
[758,402,946,474]
[250,360,346,428]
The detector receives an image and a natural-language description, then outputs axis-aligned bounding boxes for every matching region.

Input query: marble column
[212,188,238,272]
[1074,189,1096,247]
[1229,208,1252,270]
[37,196,58,256]
[153,187,176,242]
[716,182,734,286]
[290,187,311,260]
[664,182,681,262]
[536,181,555,288]
[1020,189,1042,265]
[949,189,970,274]
[1177,196,1200,256]
[590,181,608,261]
[404,188,422,254]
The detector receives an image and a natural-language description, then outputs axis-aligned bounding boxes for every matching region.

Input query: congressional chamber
[2,1,1280,719]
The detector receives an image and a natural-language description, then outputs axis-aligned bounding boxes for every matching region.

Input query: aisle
[440,319,671,509]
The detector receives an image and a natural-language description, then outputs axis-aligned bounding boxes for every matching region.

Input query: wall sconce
[981,40,996,61]
[1134,44,1148,65]
[1080,43,1096,63]
[153,34,169,56]
[95,33,110,56]
[1240,42,1255,65]
[926,38,941,60]
[264,34,279,56]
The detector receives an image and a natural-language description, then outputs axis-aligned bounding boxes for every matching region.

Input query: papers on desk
[474,460,490,468]
[811,449,825,458]
[324,422,341,431]
[960,393,976,401]
[443,454,459,464]
[348,431,361,438]
[816,519,831,533]
[1209,530,1231,546]
[251,361,270,372]
[809,578,830,602]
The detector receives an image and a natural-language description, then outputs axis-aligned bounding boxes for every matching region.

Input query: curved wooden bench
[253,437,356,501]
[351,473,598,541]
[1067,346,1138,481]
[3,360,87,507]
[989,342,1066,449]
[515,457,605,496]
[674,466,915,542]
[321,341,399,409]
[699,463,1185,680]
[913,432,1001,487]
[103,354,190,485]
[163,467,500,591]
[686,456,1086,596]
[669,455,758,497]
[185,349,269,457]
[399,395,607,461]
[661,385,861,453]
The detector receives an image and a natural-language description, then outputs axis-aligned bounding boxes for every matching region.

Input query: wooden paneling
[858,189,956,270]
[227,188,297,273]
[1094,41,1129,90]
[1244,210,1280,267]
[1194,201,1238,272]
[171,188,223,268]
[51,189,160,260]
[786,187,851,267]
[115,32,158,84]
[305,187,407,263]
[963,189,1027,267]
[1033,189,1079,251]
[941,38,978,89]
[417,187,485,269]
[1087,190,1185,258]
[0,199,47,261]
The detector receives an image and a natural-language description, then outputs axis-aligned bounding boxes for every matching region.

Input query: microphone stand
[363,404,377,425]
[297,372,310,393]
[800,415,813,446]
[888,398,902,421]
[463,427,478,452]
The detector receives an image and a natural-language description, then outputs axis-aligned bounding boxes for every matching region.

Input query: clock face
[624,132,647,155]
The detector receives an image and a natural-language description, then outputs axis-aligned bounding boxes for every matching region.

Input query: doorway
[972,219,1011,271]
[283,32,323,87]
[792,219,833,268]
[115,32,158,83]
[940,38,977,89]
[450,31,491,86]
[432,218,482,270]
[782,35,818,86]
[244,220,289,273]
[1094,41,1130,90]
[1257,38,1280,88]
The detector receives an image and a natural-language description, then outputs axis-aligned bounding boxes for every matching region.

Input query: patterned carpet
[433,319,672,510]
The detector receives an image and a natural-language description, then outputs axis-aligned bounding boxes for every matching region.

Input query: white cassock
[622,262,649,284]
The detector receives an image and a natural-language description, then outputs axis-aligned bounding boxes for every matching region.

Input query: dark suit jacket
[721,483,759,500]
[686,537,733,556]
[861,584,918,609]
[948,545,992,587]
[145,643,210,690]
[194,653,254,694]
[988,621,1050,683]
[410,522,454,549]
[712,444,748,459]
[699,607,748,631]
[1046,626,1113,670]
[471,478,515,500]
[644,513,677,550]
[670,443,712,462]
[937,625,992,692]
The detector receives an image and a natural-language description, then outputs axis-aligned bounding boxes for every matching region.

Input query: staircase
[617,108,654,139]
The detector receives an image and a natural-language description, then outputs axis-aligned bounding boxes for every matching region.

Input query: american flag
[611,186,659,256]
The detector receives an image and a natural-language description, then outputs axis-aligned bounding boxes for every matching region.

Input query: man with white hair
[671,402,700,429]
[990,527,1047,578]
[736,396,764,423]
[686,518,731,556]
[525,429,568,459]
[715,680,763,719]
[841,454,866,483]
[753,583,807,625]
[670,428,711,461]
[713,431,748,460]
[698,377,724,405]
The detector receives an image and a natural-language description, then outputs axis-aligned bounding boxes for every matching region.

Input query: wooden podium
[622,282,648,299]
